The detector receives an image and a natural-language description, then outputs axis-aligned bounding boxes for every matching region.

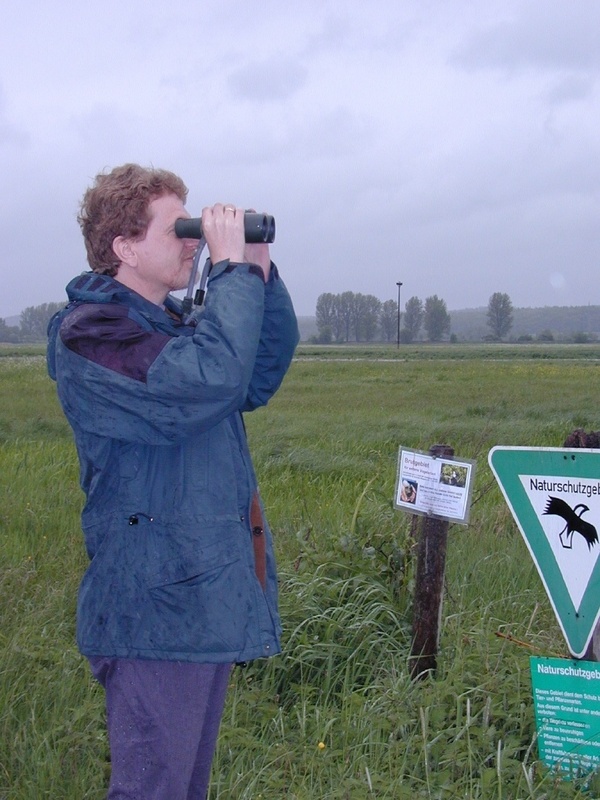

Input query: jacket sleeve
[242,264,299,412]
[55,263,272,444]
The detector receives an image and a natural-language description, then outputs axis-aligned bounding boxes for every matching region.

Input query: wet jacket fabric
[47,259,298,663]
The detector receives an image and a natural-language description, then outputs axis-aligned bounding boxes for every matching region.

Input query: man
[47,163,299,799]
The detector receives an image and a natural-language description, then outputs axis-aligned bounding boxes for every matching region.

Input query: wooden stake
[409,444,454,680]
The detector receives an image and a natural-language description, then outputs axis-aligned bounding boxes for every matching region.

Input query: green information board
[531,657,600,776]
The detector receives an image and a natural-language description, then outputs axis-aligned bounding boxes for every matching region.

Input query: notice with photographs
[394,447,475,525]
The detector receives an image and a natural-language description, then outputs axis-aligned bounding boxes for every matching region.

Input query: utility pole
[396,281,403,348]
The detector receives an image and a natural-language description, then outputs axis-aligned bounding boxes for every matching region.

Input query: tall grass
[1,346,599,798]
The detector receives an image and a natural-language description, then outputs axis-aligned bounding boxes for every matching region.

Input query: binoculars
[175,213,276,243]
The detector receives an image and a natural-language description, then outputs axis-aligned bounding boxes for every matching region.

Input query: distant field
[293,341,600,361]
[1,345,599,798]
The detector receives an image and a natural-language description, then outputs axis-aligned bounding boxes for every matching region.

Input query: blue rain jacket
[47,258,299,663]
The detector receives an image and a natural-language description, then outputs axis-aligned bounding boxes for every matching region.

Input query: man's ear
[112,236,137,267]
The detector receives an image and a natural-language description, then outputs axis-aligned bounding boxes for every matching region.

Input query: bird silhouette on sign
[543,496,599,550]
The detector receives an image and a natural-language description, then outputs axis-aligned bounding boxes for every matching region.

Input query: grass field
[1,343,600,798]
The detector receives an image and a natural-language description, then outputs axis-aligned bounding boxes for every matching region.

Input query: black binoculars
[175,213,276,243]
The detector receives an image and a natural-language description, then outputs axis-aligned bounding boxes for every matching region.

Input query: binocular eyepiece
[175,213,276,244]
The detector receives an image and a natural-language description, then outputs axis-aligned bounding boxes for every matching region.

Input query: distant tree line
[314,291,452,343]
[310,290,600,344]
[454,297,600,342]
[0,302,65,343]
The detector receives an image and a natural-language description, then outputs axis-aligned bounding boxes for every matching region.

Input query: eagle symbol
[543,496,599,550]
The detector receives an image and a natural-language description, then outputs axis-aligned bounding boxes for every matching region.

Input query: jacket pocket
[133,531,253,656]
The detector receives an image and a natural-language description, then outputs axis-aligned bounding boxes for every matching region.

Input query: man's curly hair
[78,164,188,275]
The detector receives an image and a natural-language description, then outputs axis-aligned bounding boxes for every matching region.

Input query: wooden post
[409,444,454,680]
[563,429,600,662]
[584,629,600,662]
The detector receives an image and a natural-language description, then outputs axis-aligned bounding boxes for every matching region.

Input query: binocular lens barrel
[174,213,276,243]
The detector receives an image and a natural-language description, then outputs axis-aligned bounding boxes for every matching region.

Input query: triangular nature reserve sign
[489,447,600,658]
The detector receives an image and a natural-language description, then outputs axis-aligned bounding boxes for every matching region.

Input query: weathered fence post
[563,428,600,662]
[584,626,600,661]
[409,443,454,680]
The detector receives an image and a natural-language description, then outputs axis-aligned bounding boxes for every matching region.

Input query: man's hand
[244,208,271,282]
[201,204,246,266]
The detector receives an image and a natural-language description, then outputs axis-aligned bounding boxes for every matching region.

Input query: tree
[379,299,397,342]
[349,293,381,342]
[337,291,354,342]
[329,295,345,342]
[402,296,424,343]
[423,295,451,342]
[0,318,20,343]
[19,302,65,342]
[486,292,513,340]
[309,326,332,344]
[349,293,366,341]
[316,293,337,339]
[318,292,383,342]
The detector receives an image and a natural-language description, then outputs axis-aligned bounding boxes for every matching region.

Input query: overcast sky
[1,0,598,319]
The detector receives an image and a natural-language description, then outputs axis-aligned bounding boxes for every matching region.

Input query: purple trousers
[89,658,232,800]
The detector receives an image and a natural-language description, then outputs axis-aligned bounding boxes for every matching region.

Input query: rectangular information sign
[530,656,600,776]
[394,447,475,524]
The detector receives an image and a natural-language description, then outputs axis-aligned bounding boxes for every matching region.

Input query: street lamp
[396,281,403,348]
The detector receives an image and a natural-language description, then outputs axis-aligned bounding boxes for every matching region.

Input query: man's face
[129,193,197,302]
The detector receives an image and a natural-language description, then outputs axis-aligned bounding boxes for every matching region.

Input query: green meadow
[1,343,600,798]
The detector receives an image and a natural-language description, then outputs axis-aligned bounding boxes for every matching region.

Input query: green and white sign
[531,656,600,776]
[489,447,600,658]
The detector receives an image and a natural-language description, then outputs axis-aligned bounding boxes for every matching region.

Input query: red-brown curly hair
[78,164,188,275]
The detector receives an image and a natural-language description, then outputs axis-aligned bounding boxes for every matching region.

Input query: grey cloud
[303,12,353,53]
[451,4,600,73]
[0,120,29,148]
[69,104,140,150]
[289,106,375,159]
[0,84,29,148]
[228,57,308,102]
[545,74,594,105]
[300,3,420,58]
